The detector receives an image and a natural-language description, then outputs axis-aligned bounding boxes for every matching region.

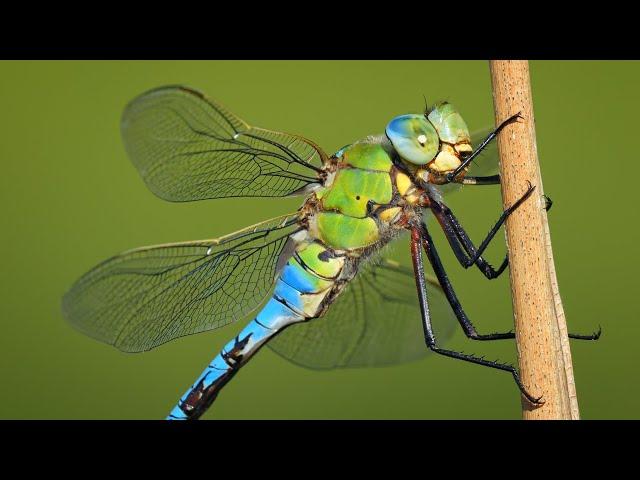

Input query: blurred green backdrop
[0,60,637,419]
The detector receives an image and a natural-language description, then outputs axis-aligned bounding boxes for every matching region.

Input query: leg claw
[568,325,602,340]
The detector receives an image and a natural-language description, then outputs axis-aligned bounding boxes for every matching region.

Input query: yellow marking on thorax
[394,169,425,206]
[405,192,422,205]
[378,207,402,223]
[395,172,412,196]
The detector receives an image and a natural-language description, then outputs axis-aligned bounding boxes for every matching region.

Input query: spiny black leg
[434,188,553,278]
[428,183,535,275]
[411,226,435,344]
[542,195,599,339]
[409,226,543,405]
[431,207,600,341]
[417,222,515,341]
[430,200,508,280]
[465,182,536,266]
[458,175,501,186]
[446,112,523,183]
[569,326,602,340]
[428,203,600,343]
[427,348,542,405]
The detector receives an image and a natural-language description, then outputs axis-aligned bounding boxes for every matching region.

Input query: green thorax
[337,141,394,172]
[312,141,396,251]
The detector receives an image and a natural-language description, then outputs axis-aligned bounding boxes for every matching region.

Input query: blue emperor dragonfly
[62,86,598,419]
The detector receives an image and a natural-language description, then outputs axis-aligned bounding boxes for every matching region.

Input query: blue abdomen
[167,240,345,420]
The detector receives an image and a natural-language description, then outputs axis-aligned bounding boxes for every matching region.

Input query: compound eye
[385,114,439,165]
[427,102,471,144]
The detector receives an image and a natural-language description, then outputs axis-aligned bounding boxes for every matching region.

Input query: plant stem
[489,60,578,419]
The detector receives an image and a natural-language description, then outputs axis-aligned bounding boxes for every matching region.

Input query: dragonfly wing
[268,257,457,369]
[121,86,326,202]
[62,214,301,352]
[439,126,500,196]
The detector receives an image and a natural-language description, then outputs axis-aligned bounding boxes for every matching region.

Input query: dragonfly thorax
[305,140,425,254]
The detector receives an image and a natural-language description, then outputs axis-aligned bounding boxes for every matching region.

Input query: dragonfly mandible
[62,86,600,420]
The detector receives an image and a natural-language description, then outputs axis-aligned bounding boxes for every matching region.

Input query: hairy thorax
[303,140,425,256]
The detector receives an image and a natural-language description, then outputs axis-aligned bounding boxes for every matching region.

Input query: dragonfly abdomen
[166,297,303,420]
[167,240,346,420]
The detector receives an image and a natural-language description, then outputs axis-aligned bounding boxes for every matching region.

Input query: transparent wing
[121,86,327,202]
[62,214,301,352]
[440,126,499,196]
[268,258,457,369]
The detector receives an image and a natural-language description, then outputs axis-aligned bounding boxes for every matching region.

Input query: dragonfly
[62,85,600,420]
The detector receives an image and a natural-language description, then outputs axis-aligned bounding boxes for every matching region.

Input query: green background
[1,61,637,419]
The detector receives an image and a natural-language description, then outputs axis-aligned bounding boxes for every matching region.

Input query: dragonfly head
[385,102,472,175]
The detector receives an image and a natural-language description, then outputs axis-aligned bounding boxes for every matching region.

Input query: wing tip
[120,84,205,126]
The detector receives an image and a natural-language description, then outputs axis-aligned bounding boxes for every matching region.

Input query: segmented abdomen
[167,240,345,420]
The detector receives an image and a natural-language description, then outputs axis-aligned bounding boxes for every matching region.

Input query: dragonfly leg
[451,176,555,217]
[420,213,601,342]
[427,184,535,280]
[457,174,501,186]
[446,112,523,183]
[409,226,543,405]
[430,201,508,280]
[569,327,602,340]
[414,223,515,341]
[453,182,536,268]
[445,189,595,337]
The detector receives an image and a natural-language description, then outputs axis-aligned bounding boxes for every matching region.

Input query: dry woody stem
[489,60,579,420]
